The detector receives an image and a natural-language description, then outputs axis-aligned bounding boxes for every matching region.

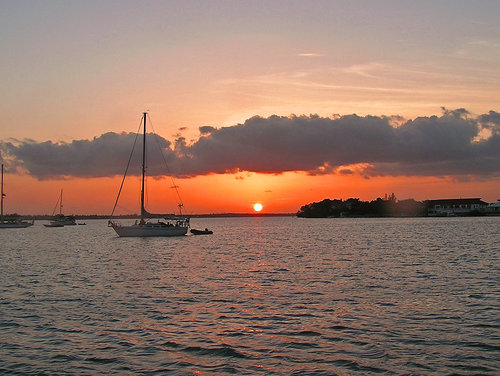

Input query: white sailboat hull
[111,222,188,237]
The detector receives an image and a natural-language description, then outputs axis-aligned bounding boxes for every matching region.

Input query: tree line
[297,194,427,218]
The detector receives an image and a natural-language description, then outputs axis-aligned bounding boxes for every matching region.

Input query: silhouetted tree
[297,195,426,218]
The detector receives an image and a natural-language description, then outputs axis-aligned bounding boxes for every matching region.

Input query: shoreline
[11,212,500,220]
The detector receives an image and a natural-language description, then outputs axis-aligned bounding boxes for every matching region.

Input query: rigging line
[51,193,61,217]
[144,146,149,212]
[148,116,185,209]
[109,118,143,217]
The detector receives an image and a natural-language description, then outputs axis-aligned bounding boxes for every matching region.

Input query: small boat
[190,228,213,235]
[108,112,190,237]
[0,164,34,229]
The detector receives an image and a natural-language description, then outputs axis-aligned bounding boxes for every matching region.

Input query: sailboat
[0,164,34,228]
[108,112,190,237]
[44,189,77,227]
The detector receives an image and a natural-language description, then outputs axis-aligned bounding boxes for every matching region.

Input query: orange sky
[2,172,498,216]
[1,2,499,215]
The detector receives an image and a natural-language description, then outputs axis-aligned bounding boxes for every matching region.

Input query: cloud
[0,132,174,179]
[1,109,499,180]
[344,62,388,79]
[298,53,325,57]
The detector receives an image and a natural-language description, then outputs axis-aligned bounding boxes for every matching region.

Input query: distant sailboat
[108,112,190,237]
[0,164,34,228]
[44,189,77,227]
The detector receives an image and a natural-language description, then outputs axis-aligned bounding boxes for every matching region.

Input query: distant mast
[0,164,33,228]
[1,164,4,223]
[59,189,63,215]
[141,112,147,219]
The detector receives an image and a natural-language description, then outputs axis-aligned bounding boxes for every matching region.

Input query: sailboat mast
[1,164,4,223]
[59,189,63,215]
[141,112,147,218]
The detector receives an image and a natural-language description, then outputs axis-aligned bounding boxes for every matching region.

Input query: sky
[0,0,499,215]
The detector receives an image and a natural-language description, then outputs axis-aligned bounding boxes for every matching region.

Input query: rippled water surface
[1,217,499,375]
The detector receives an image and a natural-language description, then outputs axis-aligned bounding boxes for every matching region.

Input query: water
[1,216,499,375]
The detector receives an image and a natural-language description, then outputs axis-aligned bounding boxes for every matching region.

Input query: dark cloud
[199,126,216,135]
[1,109,499,180]
[338,169,354,175]
[478,111,500,132]
[0,132,174,179]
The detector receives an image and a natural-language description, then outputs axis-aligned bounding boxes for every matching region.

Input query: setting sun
[253,203,263,212]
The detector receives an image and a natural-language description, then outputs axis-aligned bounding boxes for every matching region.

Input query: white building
[426,198,489,216]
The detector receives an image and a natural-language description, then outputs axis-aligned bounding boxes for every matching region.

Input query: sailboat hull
[47,218,77,226]
[0,222,33,229]
[111,223,188,237]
